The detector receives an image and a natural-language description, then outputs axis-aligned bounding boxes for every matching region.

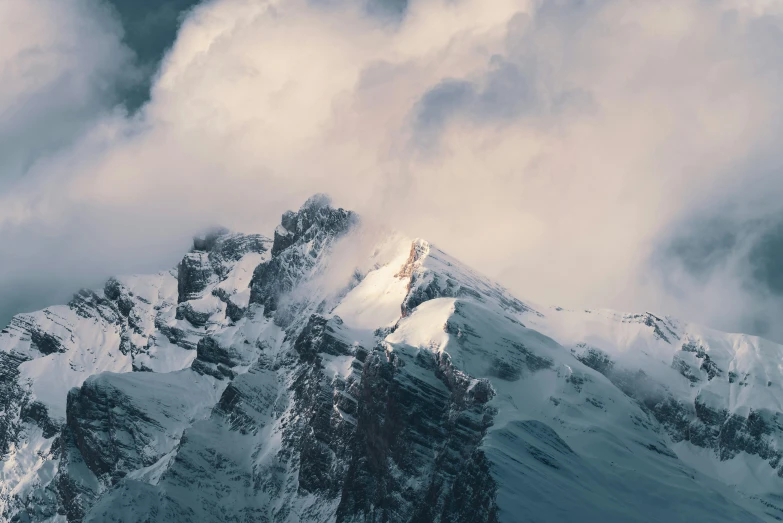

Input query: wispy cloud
[3,0,783,340]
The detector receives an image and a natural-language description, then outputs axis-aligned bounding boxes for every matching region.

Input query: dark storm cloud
[414,59,539,129]
[0,0,203,189]
[750,221,783,297]
[663,217,741,282]
[654,207,783,342]
[411,16,595,151]
[365,0,407,17]
[104,0,203,111]
[662,213,783,299]
[414,60,543,128]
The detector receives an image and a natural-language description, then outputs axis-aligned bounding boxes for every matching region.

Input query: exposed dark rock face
[250,248,318,318]
[65,379,157,483]
[74,280,151,359]
[206,232,270,277]
[680,339,722,381]
[270,194,348,256]
[175,302,212,327]
[294,315,355,361]
[192,227,231,252]
[335,347,497,523]
[29,331,65,356]
[671,352,702,384]
[0,352,30,457]
[195,335,255,369]
[573,345,614,375]
[224,297,246,323]
[179,230,270,303]
[8,316,69,356]
[283,347,356,499]
[576,343,783,478]
[177,253,215,303]
[622,313,678,344]
[58,370,220,520]
[20,402,58,439]
[4,481,60,523]
[57,425,100,522]
[273,217,298,257]
[257,303,500,523]
[154,317,191,349]
[402,272,451,317]
[250,195,357,318]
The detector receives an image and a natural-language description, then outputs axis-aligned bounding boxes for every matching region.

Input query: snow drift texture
[2,195,783,522]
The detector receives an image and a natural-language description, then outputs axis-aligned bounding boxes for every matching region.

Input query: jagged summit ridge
[0,196,781,522]
[270,193,356,257]
[251,196,358,320]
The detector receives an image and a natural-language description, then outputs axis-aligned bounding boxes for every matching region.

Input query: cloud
[103,0,204,110]
[0,0,137,190]
[3,0,783,340]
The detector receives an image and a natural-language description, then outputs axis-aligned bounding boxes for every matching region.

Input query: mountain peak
[1,196,783,522]
[251,195,359,320]
[300,192,332,211]
[191,226,231,252]
[272,194,357,257]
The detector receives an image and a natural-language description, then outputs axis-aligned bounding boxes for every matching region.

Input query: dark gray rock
[65,381,157,482]
[577,343,783,477]
[250,196,357,318]
[194,336,246,368]
[293,315,354,362]
[335,346,498,523]
[20,401,59,439]
[0,352,30,457]
[177,253,214,303]
[180,230,271,304]
[175,302,212,327]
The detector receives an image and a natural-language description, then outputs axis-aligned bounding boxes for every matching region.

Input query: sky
[3,0,783,342]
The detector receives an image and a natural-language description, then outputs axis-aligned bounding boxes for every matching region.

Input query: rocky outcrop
[622,312,679,344]
[398,240,535,318]
[0,228,270,520]
[20,402,58,439]
[294,315,355,361]
[65,378,158,482]
[336,346,497,523]
[174,301,214,327]
[250,195,357,319]
[58,370,223,519]
[270,194,352,256]
[177,253,215,303]
[575,342,783,481]
[0,352,30,457]
[282,338,357,499]
[179,230,270,304]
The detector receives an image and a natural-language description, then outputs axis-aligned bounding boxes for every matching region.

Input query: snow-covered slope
[524,307,783,519]
[0,227,271,519]
[1,194,783,522]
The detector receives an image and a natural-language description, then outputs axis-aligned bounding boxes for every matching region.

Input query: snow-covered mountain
[2,194,783,522]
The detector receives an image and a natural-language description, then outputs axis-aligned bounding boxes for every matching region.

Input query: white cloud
[3,0,783,338]
[0,0,136,188]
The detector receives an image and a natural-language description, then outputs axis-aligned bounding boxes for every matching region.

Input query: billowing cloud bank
[3,0,783,340]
